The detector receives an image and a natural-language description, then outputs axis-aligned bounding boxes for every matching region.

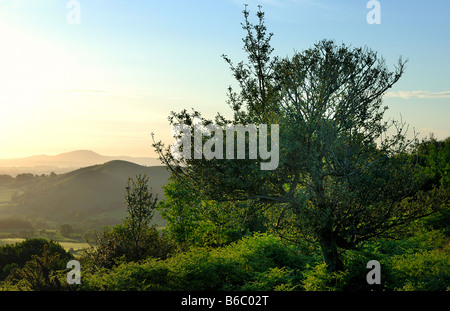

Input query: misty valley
[0,157,169,255]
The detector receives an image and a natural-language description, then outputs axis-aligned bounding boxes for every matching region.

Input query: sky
[0,0,449,159]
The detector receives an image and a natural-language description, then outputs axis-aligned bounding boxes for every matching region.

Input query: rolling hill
[0,160,171,231]
[0,150,162,176]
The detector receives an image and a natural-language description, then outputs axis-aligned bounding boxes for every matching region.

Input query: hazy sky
[0,0,449,158]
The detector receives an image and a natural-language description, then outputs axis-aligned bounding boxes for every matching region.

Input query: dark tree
[85,174,172,268]
[153,6,447,271]
[124,174,158,261]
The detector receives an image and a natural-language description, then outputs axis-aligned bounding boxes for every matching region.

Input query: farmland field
[0,229,91,256]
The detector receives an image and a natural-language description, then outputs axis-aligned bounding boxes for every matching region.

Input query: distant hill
[0,160,171,230]
[0,150,163,176]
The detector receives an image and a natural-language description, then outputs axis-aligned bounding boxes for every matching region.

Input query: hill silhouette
[0,150,162,176]
[0,160,170,230]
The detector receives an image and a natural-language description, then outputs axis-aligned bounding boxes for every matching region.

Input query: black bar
[0,291,448,309]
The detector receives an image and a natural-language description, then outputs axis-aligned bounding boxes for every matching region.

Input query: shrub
[80,229,450,291]
[241,267,299,291]
[81,233,314,291]
[389,248,450,291]
[0,238,73,281]
[7,245,68,291]
[83,224,174,269]
[302,263,349,291]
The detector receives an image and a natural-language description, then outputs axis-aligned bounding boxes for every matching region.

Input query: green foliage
[159,176,268,248]
[7,245,69,291]
[84,224,172,269]
[125,174,157,231]
[81,233,313,291]
[123,174,159,261]
[415,135,450,189]
[2,7,449,293]
[2,224,448,291]
[0,239,74,290]
[152,5,447,274]
[389,248,450,291]
[240,267,299,291]
[368,227,450,291]
[83,174,173,269]
[302,263,349,291]
[0,238,73,281]
[157,177,204,246]
[299,227,450,291]
[422,207,450,236]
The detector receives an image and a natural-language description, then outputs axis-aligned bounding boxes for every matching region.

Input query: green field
[0,229,90,256]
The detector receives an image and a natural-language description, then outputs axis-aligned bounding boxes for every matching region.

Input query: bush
[302,263,349,291]
[82,261,172,291]
[389,247,450,291]
[0,239,73,281]
[7,245,69,290]
[301,227,450,291]
[80,228,449,291]
[83,224,174,269]
[241,267,299,291]
[81,233,314,291]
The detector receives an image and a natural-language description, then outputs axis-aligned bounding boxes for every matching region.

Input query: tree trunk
[319,237,344,272]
